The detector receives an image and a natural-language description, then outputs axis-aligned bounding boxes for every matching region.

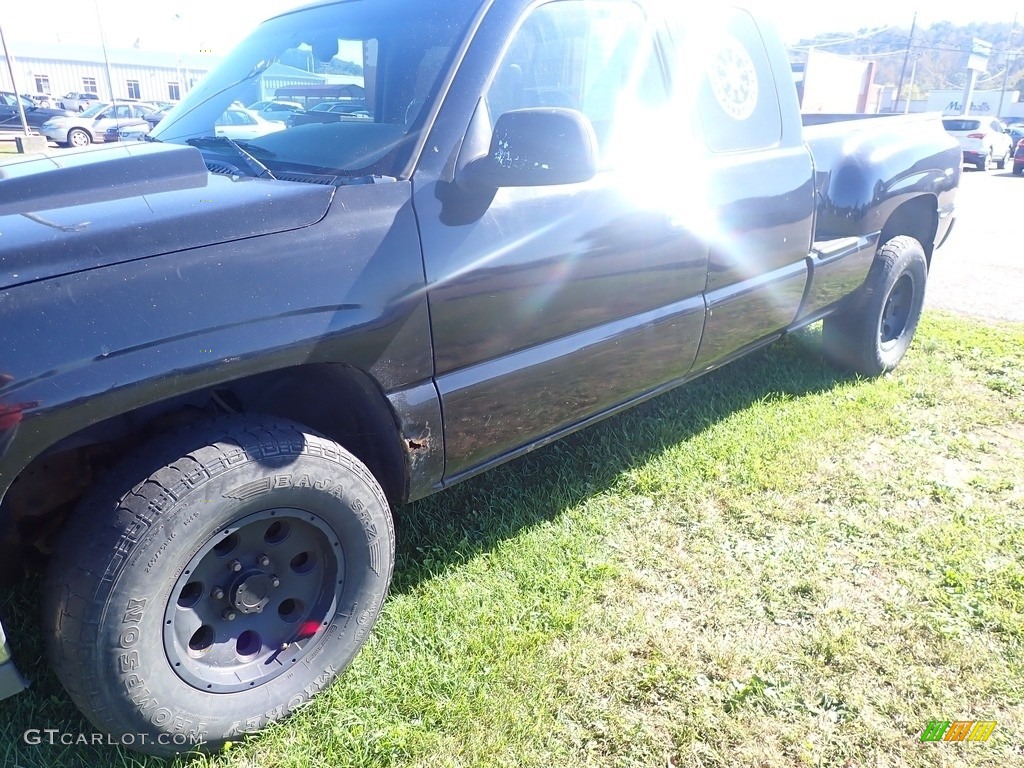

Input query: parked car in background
[1007,126,1024,155]
[40,101,158,147]
[24,92,55,108]
[115,107,286,142]
[0,92,74,134]
[104,122,148,142]
[248,99,304,118]
[112,104,176,139]
[942,117,1014,171]
[215,107,287,139]
[286,99,370,126]
[1013,137,1024,175]
[57,91,100,112]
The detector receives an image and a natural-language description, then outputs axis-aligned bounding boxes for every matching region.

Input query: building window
[168,81,180,101]
[34,75,50,94]
[82,77,97,94]
[126,80,141,99]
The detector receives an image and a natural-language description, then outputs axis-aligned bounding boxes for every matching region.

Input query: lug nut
[211,587,225,600]
[229,559,242,572]
[270,576,281,589]
[258,554,271,567]
[223,609,237,621]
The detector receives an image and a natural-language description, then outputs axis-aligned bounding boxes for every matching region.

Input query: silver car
[40,102,158,147]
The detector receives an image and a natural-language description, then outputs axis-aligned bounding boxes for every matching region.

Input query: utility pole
[0,21,30,135]
[93,0,116,101]
[895,12,917,113]
[905,55,920,114]
[997,12,1018,119]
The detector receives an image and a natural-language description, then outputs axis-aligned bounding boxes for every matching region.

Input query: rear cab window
[667,7,782,153]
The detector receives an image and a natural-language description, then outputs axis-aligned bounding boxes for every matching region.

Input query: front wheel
[43,416,395,756]
[822,235,928,376]
[66,128,91,148]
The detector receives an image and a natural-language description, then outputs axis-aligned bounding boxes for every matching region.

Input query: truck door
[669,9,816,371]
[414,0,709,482]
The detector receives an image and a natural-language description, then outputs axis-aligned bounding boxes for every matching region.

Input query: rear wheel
[43,416,395,756]
[822,236,928,376]
[975,149,991,171]
[996,149,1010,169]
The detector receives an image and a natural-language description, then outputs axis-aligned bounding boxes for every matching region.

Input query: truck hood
[0,141,334,290]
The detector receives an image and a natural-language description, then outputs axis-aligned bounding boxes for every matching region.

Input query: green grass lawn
[2,313,1022,768]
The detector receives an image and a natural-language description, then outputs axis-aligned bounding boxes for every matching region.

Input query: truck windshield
[150,0,477,178]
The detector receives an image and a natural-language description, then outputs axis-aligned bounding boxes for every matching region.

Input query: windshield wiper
[187,136,276,180]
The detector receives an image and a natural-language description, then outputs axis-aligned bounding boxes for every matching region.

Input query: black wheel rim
[164,508,343,693]
[880,274,914,349]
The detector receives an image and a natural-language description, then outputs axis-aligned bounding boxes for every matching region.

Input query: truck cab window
[486,0,669,165]
[673,8,782,152]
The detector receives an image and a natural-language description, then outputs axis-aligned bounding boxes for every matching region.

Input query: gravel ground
[925,166,1024,324]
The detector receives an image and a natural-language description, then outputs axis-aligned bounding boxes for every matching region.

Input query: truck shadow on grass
[0,326,859,767]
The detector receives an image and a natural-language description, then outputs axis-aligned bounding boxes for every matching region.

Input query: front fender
[0,180,432,504]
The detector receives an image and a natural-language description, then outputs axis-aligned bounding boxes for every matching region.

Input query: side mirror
[461,107,599,190]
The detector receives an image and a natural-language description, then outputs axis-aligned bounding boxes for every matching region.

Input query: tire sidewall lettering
[94,437,392,746]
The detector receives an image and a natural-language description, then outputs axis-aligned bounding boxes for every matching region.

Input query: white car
[40,101,159,147]
[942,117,1014,171]
[215,108,286,140]
[247,99,304,118]
[58,92,101,112]
[25,92,55,108]
[118,108,287,144]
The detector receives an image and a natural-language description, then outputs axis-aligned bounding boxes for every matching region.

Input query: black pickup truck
[0,0,959,755]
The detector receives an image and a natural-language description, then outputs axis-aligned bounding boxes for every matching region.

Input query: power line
[788,25,895,51]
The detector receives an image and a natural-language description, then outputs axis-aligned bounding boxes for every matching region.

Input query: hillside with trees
[790,20,1024,101]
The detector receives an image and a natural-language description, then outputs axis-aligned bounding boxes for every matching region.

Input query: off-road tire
[822,235,928,376]
[42,415,395,756]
